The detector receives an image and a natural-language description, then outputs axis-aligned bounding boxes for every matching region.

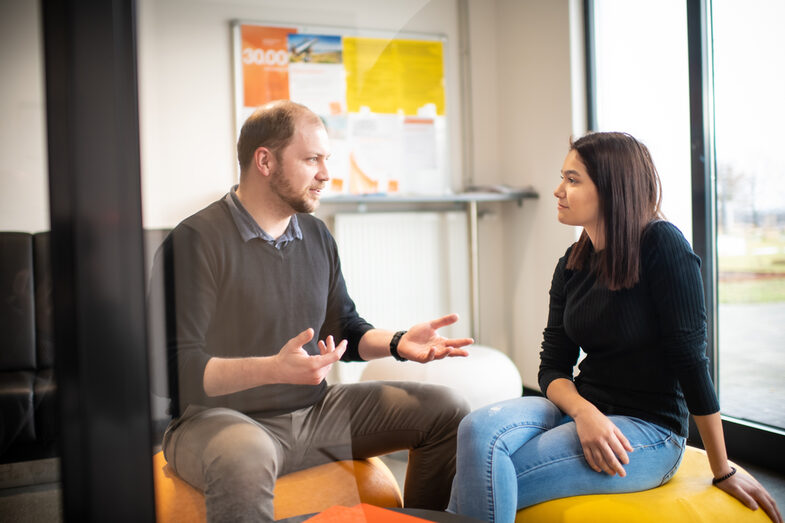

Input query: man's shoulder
[166,198,236,254]
[294,214,339,262]
[296,213,332,238]
[175,198,232,234]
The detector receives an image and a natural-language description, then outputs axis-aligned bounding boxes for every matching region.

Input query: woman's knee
[456,400,515,446]
[465,395,559,427]
[458,397,562,446]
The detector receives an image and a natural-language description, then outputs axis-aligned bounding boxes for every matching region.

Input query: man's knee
[433,384,471,421]
[408,383,471,432]
[203,421,280,489]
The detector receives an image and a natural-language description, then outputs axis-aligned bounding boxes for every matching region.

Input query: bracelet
[390,330,408,361]
[712,466,737,485]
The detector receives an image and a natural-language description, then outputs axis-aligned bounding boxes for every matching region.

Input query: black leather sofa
[0,232,56,464]
[0,229,173,465]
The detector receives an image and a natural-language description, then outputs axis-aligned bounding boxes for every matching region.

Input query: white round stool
[360,345,522,410]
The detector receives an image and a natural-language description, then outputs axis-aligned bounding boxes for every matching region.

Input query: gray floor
[0,482,62,523]
[719,302,785,430]
[0,458,61,523]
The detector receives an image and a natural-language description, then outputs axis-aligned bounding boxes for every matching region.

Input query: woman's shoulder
[552,243,577,278]
[641,220,699,265]
[642,220,690,248]
[557,243,576,264]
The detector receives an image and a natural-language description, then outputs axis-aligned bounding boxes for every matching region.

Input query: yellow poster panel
[344,37,445,116]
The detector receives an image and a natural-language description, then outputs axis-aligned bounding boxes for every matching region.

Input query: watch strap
[390,330,408,361]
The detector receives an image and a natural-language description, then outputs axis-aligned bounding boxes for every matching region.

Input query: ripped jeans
[447,396,686,523]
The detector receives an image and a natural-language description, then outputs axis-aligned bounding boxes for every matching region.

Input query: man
[155,100,472,522]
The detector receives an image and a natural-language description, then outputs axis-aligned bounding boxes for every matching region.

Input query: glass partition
[136,2,472,519]
[0,0,62,519]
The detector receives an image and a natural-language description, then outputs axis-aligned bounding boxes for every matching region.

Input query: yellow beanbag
[516,446,770,522]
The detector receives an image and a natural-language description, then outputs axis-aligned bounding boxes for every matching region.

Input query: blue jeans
[447,396,686,523]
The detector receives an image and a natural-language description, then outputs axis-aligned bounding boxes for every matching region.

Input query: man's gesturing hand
[273,328,347,385]
[396,313,473,363]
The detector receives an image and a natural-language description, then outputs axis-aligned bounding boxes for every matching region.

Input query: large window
[590,0,692,236]
[712,0,785,431]
[588,0,785,461]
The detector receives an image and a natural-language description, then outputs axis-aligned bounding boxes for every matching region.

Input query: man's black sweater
[161,198,373,417]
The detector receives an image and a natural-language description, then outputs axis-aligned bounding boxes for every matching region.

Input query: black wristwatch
[390,330,408,361]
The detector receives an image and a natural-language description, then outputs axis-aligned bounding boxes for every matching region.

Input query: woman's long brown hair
[566,132,663,290]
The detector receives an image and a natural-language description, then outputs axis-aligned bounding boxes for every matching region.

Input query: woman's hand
[573,407,634,477]
[693,413,782,522]
[715,471,783,523]
[544,378,633,476]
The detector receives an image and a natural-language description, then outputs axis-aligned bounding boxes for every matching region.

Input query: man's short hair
[236,100,320,173]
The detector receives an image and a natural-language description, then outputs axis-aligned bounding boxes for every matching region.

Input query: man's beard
[269,166,321,214]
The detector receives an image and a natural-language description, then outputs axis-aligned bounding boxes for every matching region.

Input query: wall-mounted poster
[233,21,450,196]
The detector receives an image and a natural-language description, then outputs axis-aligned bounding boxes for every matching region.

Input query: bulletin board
[232,21,450,196]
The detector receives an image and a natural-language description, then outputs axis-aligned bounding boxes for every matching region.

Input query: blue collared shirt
[224,185,302,249]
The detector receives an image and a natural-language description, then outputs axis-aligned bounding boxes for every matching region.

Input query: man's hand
[573,406,633,477]
[396,313,473,363]
[273,328,347,385]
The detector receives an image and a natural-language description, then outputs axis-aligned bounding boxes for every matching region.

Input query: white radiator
[332,211,471,382]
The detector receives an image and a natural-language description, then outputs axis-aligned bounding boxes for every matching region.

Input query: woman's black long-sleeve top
[538,221,719,437]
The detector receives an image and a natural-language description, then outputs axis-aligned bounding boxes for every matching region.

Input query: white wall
[0,0,582,391]
[138,0,584,389]
[0,0,49,232]
[467,0,582,388]
[501,0,583,389]
[137,0,466,228]
[137,0,582,388]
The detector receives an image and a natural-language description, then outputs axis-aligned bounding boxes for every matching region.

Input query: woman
[447,132,782,523]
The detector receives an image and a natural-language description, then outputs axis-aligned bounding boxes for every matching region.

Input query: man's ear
[253,147,275,177]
